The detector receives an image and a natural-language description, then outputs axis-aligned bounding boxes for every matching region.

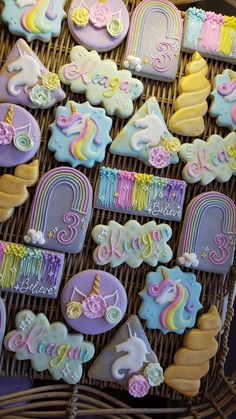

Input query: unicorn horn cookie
[164,305,222,397]
[168,52,211,137]
[0,160,39,222]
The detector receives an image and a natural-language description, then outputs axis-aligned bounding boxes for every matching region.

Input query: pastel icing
[4,310,95,384]
[168,52,211,137]
[0,241,64,299]
[68,0,130,52]
[48,101,112,168]
[0,39,65,109]
[177,192,236,274]
[210,69,236,131]
[61,270,127,335]
[95,167,186,222]
[0,104,41,167]
[182,7,236,63]
[110,97,180,169]
[59,45,143,118]
[25,167,93,254]
[0,298,6,354]
[2,0,66,43]
[92,220,173,268]
[123,0,183,82]
[139,266,202,334]
[178,133,236,185]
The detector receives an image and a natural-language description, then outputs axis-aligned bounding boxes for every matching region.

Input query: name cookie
[0,39,65,109]
[2,0,66,43]
[59,46,143,118]
[48,101,112,168]
[179,133,236,185]
[68,0,129,52]
[123,0,183,82]
[110,97,180,169]
[210,69,236,131]
[92,220,173,268]
[177,192,236,274]
[0,241,64,298]
[0,298,6,354]
[95,167,186,222]
[61,270,127,335]
[139,266,202,334]
[25,167,93,254]
[4,310,95,384]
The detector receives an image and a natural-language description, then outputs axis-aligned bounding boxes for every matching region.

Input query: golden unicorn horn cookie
[164,305,221,397]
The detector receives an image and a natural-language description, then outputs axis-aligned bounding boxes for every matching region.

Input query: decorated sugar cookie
[178,133,236,185]
[110,97,180,169]
[123,0,183,82]
[0,241,64,298]
[68,0,129,52]
[210,69,236,131]
[0,39,65,109]
[0,298,6,354]
[2,0,66,43]
[177,192,236,274]
[59,46,143,118]
[0,104,41,167]
[25,167,93,254]
[61,270,127,335]
[139,266,202,334]
[92,220,173,268]
[4,310,95,384]
[48,101,112,168]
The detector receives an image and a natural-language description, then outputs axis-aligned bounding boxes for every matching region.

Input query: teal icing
[185,7,205,48]
[98,167,118,207]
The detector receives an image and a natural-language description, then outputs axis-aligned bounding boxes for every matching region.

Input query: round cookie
[61,270,127,335]
[68,0,129,52]
[0,104,41,167]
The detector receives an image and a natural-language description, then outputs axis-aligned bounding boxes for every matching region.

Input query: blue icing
[138,266,202,335]
[185,7,205,48]
[48,101,112,168]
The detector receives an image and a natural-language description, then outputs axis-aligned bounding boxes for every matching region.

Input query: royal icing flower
[72,6,90,28]
[147,283,159,297]
[14,133,34,152]
[107,18,123,38]
[29,85,51,107]
[128,375,150,398]
[42,72,60,91]
[66,301,83,319]
[82,294,107,319]
[163,137,181,153]
[90,3,112,29]
[105,305,122,325]
[148,146,171,169]
[143,362,164,387]
[0,122,15,145]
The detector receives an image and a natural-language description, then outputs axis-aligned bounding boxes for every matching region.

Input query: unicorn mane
[22,0,55,34]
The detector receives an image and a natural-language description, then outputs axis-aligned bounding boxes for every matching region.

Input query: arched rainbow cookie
[2,0,66,43]
[68,0,129,52]
[25,167,93,254]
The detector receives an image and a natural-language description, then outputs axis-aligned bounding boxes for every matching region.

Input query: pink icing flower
[148,283,159,297]
[148,146,171,169]
[128,375,150,398]
[0,122,15,145]
[90,3,112,28]
[82,294,107,319]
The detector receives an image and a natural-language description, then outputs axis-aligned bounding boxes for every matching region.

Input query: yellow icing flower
[42,72,60,91]
[72,7,90,28]
[66,301,82,319]
[163,137,181,153]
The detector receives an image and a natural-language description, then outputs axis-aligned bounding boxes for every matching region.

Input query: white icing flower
[143,362,164,387]
[178,252,199,268]
[24,229,46,245]
[123,55,142,72]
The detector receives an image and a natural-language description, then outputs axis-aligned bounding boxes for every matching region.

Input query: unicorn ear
[175,279,181,284]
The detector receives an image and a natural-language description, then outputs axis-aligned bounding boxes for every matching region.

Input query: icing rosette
[162,137,181,153]
[107,19,123,38]
[90,3,112,28]
[14,133,34,152]
[143,362,164,387]
[148,146,171,169]
[42,72,60,92]
[147,283,159,297]
[82,294,107,319]
[0,122,15,145]
[128,375,150,398]
[66,301,83,319]
[72,6,90,28]
[29,85,51,107]
[105,305,122,325]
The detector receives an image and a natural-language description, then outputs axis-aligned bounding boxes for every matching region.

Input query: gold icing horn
[91,274,100,295]
[161,268,169,280]
[70,101,77,115]
[5,105,14,125]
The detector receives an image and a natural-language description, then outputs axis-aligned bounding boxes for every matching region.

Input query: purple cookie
[0,103,41,167]
[68,0,130,52]
[61,270,127,335]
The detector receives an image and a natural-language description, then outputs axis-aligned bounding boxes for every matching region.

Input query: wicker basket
[0,0,235,417]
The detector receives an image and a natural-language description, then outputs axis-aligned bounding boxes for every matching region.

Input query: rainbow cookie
[4,310,95,384]
[92,220,173,268]
[59,46,143,118]
[25,167,92,254]
[68,0,129,52]
[210,70,236,131]
[0,39,65,109]
[61,270,127,335]
[139,266,202,334]
[0,298,6,355]
[48,101,112,168]
[168,52,211,137]
[177,192,236,274]
[2,0,66,43]
[123,0,183,82]
[110,97,180,169]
